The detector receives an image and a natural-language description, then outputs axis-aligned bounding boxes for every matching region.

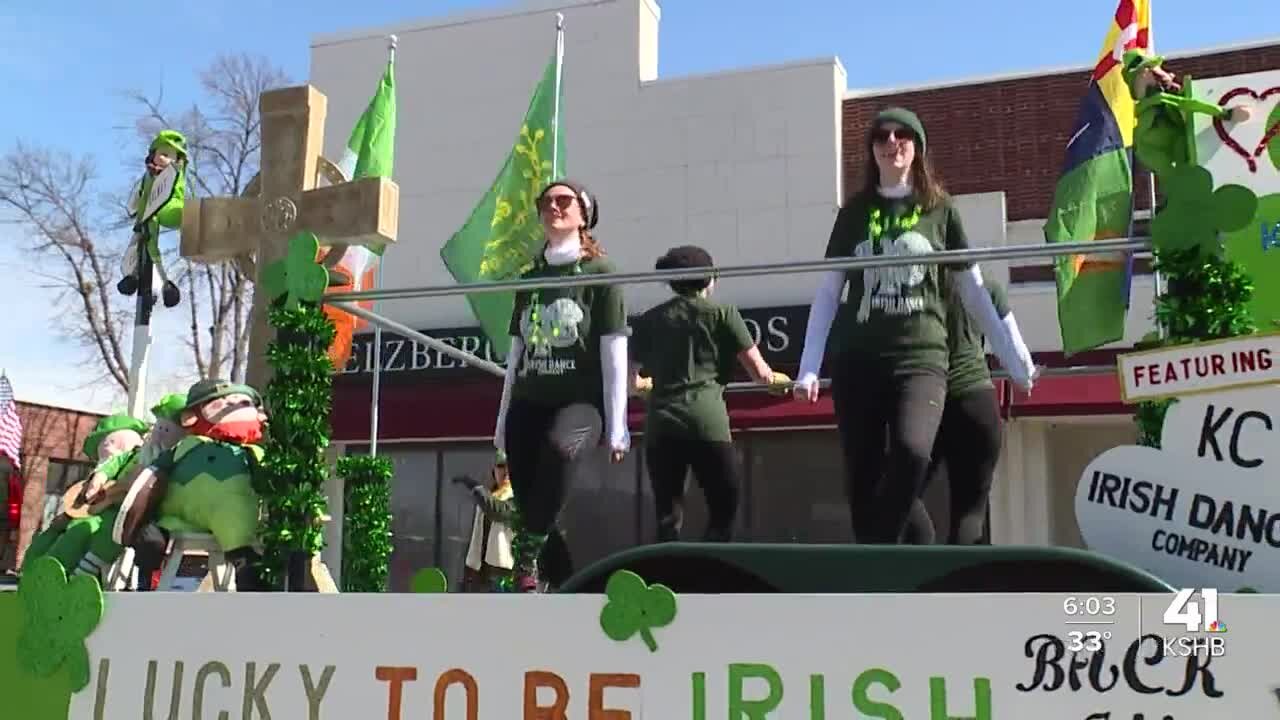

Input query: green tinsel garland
[1135,246,1255,447]
[257,300,336,589]
[339,455,393,592]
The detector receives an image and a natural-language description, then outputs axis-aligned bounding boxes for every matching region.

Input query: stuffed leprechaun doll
[22,412,148,575]
[117,129,187,308]
[1124,49,1254,178]
[115,379,267,590]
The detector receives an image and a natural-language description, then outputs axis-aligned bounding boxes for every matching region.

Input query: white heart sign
[1192,69,1280,194]
[1074,385,1280,591]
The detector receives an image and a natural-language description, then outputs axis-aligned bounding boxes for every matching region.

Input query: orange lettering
[524,671,569,719]
[434,669,479,720]
[589,673,640,720]
[376,666,418,720]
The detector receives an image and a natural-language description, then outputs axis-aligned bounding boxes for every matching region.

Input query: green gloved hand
[767,371,792,397]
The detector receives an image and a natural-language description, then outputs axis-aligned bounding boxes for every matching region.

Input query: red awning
[331,367,1129,443]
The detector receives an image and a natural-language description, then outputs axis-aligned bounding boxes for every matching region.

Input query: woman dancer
[630,245,790,543]
[793,107,1035,544]
[493,179,629,592]
[928,280,1030,544]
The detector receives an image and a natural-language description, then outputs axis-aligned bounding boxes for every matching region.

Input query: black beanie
[540,179,599,229]
[872,107,927,156]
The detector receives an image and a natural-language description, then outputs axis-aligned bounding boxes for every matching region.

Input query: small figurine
[117,129,188,308]
[1124,50,1254,178]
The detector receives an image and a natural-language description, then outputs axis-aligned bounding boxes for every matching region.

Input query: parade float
[4,21,1280,720]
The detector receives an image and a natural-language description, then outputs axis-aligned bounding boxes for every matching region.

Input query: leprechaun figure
[117,129,187,308]
[1124,49,1254,178]
[24,413,148,573]
[116,379,268,591]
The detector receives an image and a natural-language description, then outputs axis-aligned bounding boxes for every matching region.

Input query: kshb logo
[1162,588,1223,632]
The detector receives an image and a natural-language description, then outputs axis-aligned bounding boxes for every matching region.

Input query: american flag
[0,374,22,470]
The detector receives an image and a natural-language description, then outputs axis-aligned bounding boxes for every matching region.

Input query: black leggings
[646,433,741,542]
[926,387,1002,544]
[504,399,602,536]
[830,356,947,544]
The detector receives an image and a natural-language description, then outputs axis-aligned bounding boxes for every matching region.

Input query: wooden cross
[180,85,399,389]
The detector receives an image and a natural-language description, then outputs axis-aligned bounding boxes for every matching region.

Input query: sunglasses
[538,193,577,212]
[871,126,916,145]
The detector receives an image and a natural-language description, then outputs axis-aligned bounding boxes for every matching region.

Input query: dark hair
[539,180,604,259]
[858,115,947,211]
[656,245,714,296]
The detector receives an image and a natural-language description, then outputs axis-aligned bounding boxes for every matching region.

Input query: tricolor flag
[1044,0,1152,355]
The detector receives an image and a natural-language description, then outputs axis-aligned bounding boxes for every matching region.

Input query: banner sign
[1115,333,1279,402]
[37,592,1274,718]
[333,305,807,382]
[1076,386,1280,590]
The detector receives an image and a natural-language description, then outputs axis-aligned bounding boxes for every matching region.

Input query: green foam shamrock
[410,567,449,593]
[599,570,677,653]
[1223,193,1280,331]
[261,231,329,310]
[1268,103,1280,172]
[1150,164,1258,254]
[16,557,104,693]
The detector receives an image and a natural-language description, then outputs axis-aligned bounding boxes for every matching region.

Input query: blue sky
[0,0,1274,412]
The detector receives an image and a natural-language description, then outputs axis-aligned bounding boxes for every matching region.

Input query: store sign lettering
[336,306,807,380]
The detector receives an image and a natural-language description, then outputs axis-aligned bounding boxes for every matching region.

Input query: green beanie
[150,393,187,423]
[873,107,927,156]
[82,413,150,460]
[1121,49,1165,94]
[150,129,188,158]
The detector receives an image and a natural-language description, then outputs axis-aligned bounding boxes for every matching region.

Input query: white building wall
[310,0,845,332]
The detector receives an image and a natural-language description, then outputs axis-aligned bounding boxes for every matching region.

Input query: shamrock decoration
[1150,164,1258,254]
[261,231,329,310]
[599,570,677,653]
[410,567,449,593]
[16,557,104,692]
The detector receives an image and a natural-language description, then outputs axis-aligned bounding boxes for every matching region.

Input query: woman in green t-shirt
[630,246,790,543]
[792,106,1035,544]
[492,179,630,592]
[927,281,1032,544]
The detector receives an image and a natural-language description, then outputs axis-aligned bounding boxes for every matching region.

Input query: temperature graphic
[1066,630,1111,652]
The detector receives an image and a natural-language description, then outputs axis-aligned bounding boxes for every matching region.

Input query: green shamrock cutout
[410,567,449,593]
[261,231,329,309]
[1268,102,1280,172]
[16,557,104,692]
[1151,164,1257,254]
[599,570,677,653]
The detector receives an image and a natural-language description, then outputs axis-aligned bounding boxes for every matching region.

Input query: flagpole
[368,33,396,458]
[1145,9,1165,339]
[552,13,564,177]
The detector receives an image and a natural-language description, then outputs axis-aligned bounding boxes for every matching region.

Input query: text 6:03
[1063,597,1117,616]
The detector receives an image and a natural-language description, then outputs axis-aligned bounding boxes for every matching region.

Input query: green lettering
[300,665,335,720]
[728,663,783,718]
[851,669,902,720]
[691,672,705,720]
[242,662,280,720]
[193,661,232,720]
[929,677,991,720]
[92,658,110,720]
[809,674,825,719]
[143,660,183,720]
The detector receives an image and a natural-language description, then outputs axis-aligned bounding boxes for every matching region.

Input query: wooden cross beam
[180,85,399,389]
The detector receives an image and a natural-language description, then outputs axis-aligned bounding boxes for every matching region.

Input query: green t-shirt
[946,283,1010,398]
[631,295,756,442]
[823,192,970,376]
[509,256,628,407]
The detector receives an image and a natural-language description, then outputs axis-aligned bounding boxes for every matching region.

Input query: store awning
[330,355,1131,443]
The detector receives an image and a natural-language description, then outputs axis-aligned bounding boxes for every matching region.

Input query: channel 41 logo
[1162,588,1227,658]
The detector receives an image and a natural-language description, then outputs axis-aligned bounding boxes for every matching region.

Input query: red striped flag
[0,375,23,470]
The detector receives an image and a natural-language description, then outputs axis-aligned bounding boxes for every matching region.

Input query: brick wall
[841,43,1280,221]
[1,402,101,571]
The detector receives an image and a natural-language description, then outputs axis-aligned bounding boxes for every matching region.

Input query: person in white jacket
[793,107,1035,544]
[492,179,629,592]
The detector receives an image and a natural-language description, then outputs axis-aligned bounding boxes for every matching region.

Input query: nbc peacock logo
[1206,620,1227,634]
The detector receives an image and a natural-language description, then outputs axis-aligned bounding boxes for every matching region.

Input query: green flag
[440,50,564,359]
[340,56,396,256]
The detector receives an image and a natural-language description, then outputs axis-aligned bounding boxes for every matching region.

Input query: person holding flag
[492,179,629,593]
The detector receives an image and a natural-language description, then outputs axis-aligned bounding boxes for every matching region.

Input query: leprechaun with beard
[115,379,268,591]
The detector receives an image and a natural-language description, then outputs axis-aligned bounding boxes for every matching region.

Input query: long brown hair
[579,228,605,259]
[858,125,947,211]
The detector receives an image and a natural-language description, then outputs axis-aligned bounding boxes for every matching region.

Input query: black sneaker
[117,274,139,296]
[162,281,180,308]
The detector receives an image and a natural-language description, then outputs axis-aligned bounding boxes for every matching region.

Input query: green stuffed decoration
[116,129,188,309]
[115,379,269,591]
[1149,164,1257,254]
[1124,50,1255,179]
[261,232,331,310]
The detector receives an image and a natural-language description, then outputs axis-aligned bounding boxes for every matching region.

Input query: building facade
[309,0,1280,589]
[0,401,103,572]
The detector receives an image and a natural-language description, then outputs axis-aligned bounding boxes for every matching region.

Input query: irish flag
[1044,0,1151,355]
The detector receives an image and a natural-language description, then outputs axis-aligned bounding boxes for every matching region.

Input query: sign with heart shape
[1075,385,1280,591]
